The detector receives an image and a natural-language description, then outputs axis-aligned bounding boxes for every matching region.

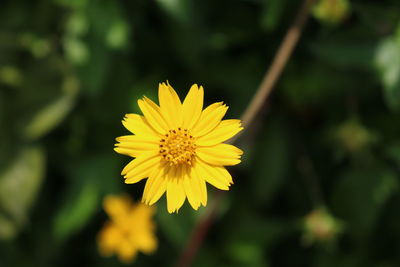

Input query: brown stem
[239,0,314,131]
[176,0,314,266]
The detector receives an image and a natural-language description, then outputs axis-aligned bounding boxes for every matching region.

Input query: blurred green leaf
[156,197,198,249]
[260,0,287,31]
[54,0,88,9]
[156,0,191,23]
[385,141,400,165]
[23,76,79,140]
[53,179,100,241]
[375,25,400,111]
[18,33,51,58]
[0,66,22,87]
[331,167,398,240]
[31,39,51,59]
[250,119,290,205]
[66,12,89,37]
[0,214,18,240]
[310,41,376,69]
[53,154,121,241]
[281,63,347,107]
[227,241,265,267]
[106,20,129,49]
[63,37,90,65]
[0,146,45,240]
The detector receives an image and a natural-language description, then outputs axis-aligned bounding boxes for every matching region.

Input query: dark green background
[1,0,400,266]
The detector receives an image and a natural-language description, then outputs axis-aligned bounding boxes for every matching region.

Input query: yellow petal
[182,84,204,129]
[122,152,160,184]
[191,170,208,206]
[182,165,200,210]
[194,159,231,190]
[166,163,180,182]
[158,82,182,129]
[115,135,159,157]
[97,223,122,256]
[103,195,132,220]
[117,239,138,264]
[196,119,243,146]
[191,102,228,137]
[214,165,233,184]
[122,114,160,137]
[196,144,242,166]
[136,231,157,254]
[138,97,169,134]
[142,164,168,205]
[166,178,186,213]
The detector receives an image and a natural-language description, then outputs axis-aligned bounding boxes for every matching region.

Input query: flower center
[159,127,196,165]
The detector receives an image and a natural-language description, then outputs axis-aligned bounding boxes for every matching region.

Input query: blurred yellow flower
[97,195,157,263]
[115,82,243,213]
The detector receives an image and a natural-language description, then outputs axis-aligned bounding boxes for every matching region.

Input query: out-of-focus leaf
[331,167,398,240]
[156,197,199,249]
[18,33,51,58]
[375,26,400,111]
[66,12,89,37]
[385,142,400,165]
[222,211,289,266]
[23,76,79,140]
[0,214,18,240]
[0,66,22,87]
[227,241,265,267]
[355,3,400,34]
[53,154,121,241]
[315,253,362,267]
[53,180,100,241]
[0,146,46,240]
[63,37,90,65]
[250,119,290,205]
[106,20,129,49]
[77,41,109,96]
[281,64,347,107]
[260,0,287,31]
[310,41,376,69]
[156,0,191,23]
[54,0,88,9]
[31,39,51,59]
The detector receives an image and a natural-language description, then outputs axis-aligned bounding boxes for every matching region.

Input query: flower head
[302,207,343,246]
[97,195,157,263]
[115,82,244,213]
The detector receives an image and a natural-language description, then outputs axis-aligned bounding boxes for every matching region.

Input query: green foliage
[1,0,400,266]
[249,118,290,205]
[331,167,398,241]
[0,146,45,240]
[53,154,121,241]
[375,22,400,111]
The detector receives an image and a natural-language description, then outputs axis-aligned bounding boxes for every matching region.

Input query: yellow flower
[97,195,157,263]
[115,82,244,213]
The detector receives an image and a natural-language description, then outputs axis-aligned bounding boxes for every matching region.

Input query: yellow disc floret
[159,127,196,165]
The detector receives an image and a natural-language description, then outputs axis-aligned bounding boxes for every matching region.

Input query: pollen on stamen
[159,128,196,165]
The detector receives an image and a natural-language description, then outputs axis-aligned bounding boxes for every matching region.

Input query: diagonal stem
[177,0,315,266]
[237,0,315,132]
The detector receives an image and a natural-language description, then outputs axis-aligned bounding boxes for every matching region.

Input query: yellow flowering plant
[97,195,157,263]
[114,82,243,213]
